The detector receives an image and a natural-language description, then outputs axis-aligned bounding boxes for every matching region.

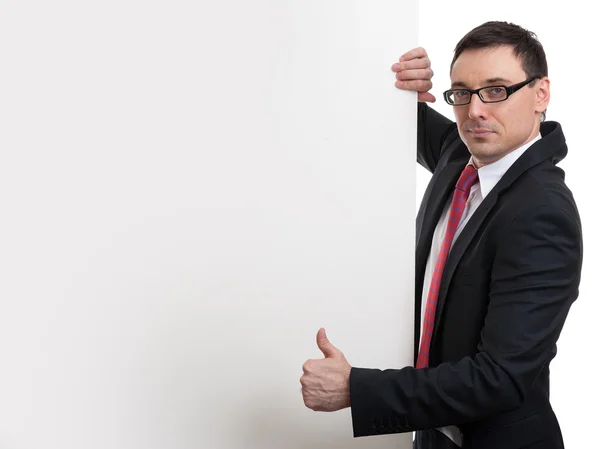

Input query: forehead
[451,45,526,86]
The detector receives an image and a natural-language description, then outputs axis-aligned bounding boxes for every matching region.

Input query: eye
[454,90,469,98]
[484,87,506,97]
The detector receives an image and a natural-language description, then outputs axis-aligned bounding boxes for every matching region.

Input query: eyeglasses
[443,77,539,106]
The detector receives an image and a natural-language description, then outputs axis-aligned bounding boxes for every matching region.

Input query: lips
[468,129,494,137]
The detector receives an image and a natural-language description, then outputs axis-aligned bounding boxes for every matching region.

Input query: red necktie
[416,164,479,369]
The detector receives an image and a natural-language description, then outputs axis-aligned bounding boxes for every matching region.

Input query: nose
[467,93,489,120]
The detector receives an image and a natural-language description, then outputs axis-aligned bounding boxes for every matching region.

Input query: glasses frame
[443,77,539,106]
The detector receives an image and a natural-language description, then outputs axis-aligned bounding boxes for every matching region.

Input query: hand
[391,47,436,103]
[300,328,352,412]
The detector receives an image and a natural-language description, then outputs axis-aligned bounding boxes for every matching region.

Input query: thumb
[316,328,341,359]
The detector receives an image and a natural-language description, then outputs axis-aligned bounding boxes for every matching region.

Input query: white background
[0,1,417,448]
[416,2,597,446]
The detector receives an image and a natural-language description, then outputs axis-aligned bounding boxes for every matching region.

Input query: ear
[534,77,551,115]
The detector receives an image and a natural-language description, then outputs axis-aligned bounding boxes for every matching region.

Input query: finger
[418,92,437,103]
[299,374,307,386]
[316,328,340,359]
[399,46,428,62]
[302,360,312,373]
[395,79,433,93]
[396,68,434,81]
[392,57,431,72]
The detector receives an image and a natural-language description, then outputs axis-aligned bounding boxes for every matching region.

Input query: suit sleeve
[348,203,583,436]
[417,102,457,173]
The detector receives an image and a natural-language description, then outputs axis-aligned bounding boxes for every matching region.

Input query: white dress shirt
[418,133,541,446]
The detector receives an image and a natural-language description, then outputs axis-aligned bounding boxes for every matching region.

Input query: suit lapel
[415,159,466,277]
[431,189,499,336]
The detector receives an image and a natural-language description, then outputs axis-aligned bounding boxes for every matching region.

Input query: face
[450,45,550,168]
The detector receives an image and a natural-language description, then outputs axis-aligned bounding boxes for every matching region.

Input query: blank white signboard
[0,1,417,448]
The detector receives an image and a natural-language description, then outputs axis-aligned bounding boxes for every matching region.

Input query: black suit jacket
[349,103,583,449]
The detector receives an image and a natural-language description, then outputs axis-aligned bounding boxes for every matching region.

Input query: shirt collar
[468,134,542,198]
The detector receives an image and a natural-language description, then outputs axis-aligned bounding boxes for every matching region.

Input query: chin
[467,140,493,153]
[467,143,502,161]
[472,150,506,166]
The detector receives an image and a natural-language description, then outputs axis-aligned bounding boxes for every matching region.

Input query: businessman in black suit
[300,21,583,448]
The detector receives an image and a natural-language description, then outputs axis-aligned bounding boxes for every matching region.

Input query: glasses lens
[480,86,508,102]
[446,90,470,105]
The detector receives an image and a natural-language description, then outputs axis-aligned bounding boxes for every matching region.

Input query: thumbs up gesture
[300,328,352,412]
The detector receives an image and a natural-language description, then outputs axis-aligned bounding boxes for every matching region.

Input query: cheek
[491,105,521,136]
[504,98,537,131]
[503,108,531,138]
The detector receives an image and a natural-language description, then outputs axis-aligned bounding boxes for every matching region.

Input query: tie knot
[456,164,478,192]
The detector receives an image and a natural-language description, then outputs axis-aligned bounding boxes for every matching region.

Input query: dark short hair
[450,21,548,120]
[451,21,548,79]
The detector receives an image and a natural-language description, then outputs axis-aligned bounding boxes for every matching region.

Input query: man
[300,21,583,449]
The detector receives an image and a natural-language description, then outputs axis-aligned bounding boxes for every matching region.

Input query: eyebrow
[451,77,513,88]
